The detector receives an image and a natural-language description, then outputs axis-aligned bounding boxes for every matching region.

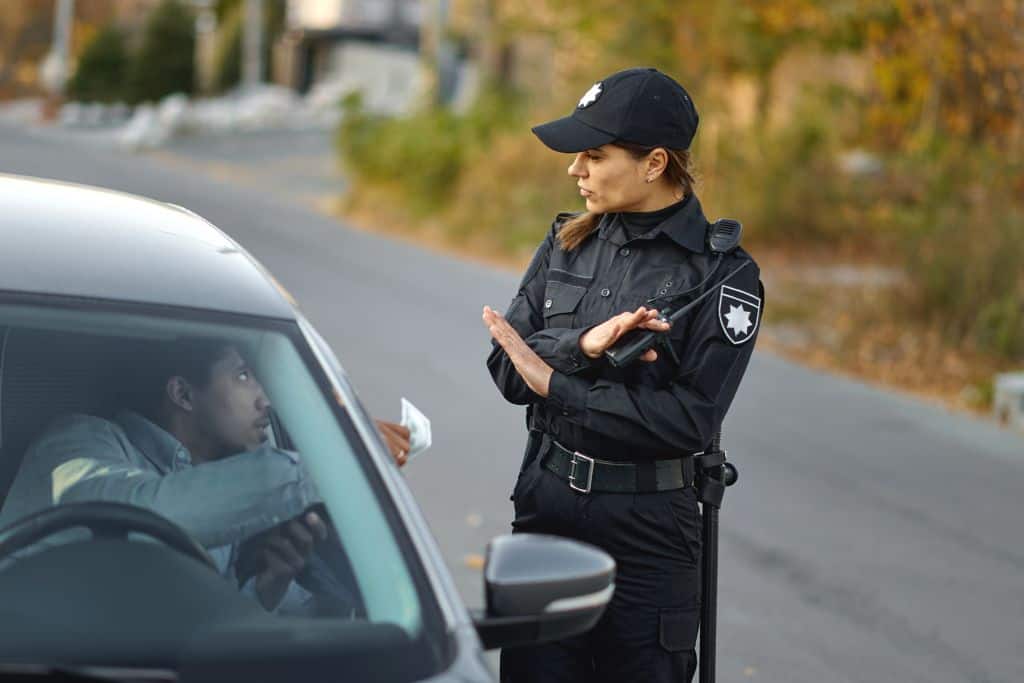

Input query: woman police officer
[482,67,763,682]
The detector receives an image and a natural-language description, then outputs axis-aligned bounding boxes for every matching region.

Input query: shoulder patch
[718,285,761,345]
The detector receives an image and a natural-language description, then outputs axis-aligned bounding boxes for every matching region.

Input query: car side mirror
[471,533,615,650]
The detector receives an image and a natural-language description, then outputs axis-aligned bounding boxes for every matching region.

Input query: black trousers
[500,441,702,683]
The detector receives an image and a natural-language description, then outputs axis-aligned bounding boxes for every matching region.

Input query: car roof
[0,174,296,319]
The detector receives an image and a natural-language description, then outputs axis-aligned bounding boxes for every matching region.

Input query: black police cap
[532,67,699,153]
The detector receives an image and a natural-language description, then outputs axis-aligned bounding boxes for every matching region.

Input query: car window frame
[0,291,457,672]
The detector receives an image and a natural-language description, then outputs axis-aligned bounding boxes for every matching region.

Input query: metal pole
[192,0,217,94]
[436,0,449,105]
[242,0,264,88]
[699,432,720,683]
[41,0,75,95]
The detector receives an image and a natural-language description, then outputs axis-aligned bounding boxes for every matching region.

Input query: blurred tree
[66,24,129,103]
[0,3,54,98]
[868,0,1024,151]
[449,0,894,118]
[343,0,1024,363]
[125,0,195,104]
[210,0,286,92]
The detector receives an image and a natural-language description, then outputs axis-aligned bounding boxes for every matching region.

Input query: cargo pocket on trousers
[659,606,699,653]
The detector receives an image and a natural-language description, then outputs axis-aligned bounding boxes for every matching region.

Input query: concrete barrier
[993,372,1024,434]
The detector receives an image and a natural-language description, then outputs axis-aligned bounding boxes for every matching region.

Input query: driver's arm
[40,416,320,549]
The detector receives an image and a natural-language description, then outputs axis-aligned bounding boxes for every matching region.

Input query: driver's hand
[248,511,328,610]
[375,419,411,467]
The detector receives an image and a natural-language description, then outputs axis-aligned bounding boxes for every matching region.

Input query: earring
[646,177,654,183]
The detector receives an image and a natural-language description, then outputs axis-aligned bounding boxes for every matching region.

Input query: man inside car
[0,338,410,612]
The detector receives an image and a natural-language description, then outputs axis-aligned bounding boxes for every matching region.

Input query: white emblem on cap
[578,82,603,109]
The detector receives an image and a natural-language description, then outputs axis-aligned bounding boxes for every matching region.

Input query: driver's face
[191,348,271,456]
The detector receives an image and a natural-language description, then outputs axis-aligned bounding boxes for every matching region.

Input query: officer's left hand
[579,306,670,360]
[482,306,554,397]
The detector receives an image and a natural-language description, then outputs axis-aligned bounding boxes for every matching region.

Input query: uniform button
[665,281,673,287]
[659,288,668,295]
[619,247,630,256]
[600,288,611,297]
[562,410,570,417]
[544,299,553,309]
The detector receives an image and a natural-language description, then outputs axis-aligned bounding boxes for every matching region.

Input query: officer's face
[189,347,272,456]
[568,145,653,213]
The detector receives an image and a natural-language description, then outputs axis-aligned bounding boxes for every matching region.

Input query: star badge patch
[578,82,603,109]
[718,285,761,345]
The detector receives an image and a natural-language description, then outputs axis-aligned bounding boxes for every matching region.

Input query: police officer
[482,67,763,682]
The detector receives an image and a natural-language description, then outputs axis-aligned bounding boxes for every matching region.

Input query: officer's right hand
[579,307,670,360]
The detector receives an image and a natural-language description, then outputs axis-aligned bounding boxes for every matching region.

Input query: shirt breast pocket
[542,280,587,328]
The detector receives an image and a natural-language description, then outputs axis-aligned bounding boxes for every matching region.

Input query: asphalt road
[2,125,1022,683]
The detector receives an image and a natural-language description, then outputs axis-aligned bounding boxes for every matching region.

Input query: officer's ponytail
[557,145,695,251]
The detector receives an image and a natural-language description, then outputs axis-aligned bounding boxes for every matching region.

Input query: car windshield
[0,301,449,679]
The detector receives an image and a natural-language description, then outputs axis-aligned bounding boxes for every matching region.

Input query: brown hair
[557,143,695,251]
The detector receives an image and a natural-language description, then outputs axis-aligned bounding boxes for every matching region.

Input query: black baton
[697,431,738,683]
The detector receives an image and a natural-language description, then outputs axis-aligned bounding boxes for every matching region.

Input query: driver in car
[0,337,409,613]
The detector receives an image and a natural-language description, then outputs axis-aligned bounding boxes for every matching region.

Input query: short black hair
[129,337,235,419]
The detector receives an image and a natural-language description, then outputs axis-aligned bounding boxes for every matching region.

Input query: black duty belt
[542,439,694,494]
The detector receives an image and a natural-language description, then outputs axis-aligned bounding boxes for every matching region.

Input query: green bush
[713,121,841,244]
[900,146,1024,360]
[126,0,195,104]
[702,88,883,247]
[67,25,129,103]
[336,89,524,215]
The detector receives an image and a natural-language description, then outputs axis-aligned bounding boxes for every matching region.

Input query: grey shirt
[0,411,320,610]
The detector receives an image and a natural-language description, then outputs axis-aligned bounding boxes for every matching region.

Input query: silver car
[0,174,614,682]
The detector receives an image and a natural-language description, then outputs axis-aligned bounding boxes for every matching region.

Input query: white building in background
[287,0,422,31]
[275,0,424,102]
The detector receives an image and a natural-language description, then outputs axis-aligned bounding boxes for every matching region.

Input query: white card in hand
[400,397,432,460]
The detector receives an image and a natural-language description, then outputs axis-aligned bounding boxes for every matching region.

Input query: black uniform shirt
[487,193,763,461]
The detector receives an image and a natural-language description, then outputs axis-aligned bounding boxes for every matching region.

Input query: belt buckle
[568,451,595,494]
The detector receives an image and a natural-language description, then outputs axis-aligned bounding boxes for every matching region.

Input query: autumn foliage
[338,0,1023,365]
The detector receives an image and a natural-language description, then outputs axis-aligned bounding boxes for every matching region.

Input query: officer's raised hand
[483,306,554,398]
[579,306,670,361]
